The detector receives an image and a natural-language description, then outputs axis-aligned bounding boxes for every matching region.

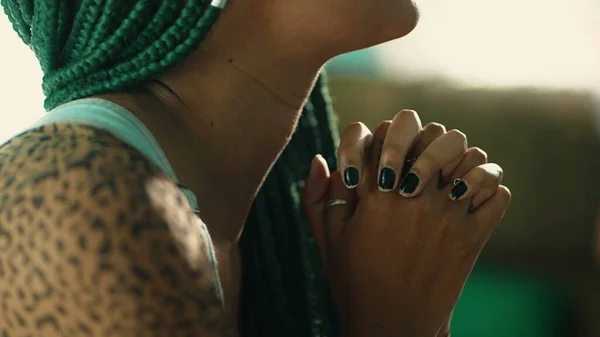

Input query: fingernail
[449,180,468,200]
[399,172,420,196]
[378,167,396,191]
[344,167,360,188]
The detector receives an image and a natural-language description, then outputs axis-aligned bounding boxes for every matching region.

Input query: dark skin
[303,114,509,336]
[101,0,420,247]
[81,0,512,335]
[96,0,420,318]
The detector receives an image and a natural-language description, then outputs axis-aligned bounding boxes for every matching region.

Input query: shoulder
[0,122,177,228]
[0,122,190,214]
[0,123,231,336]
[0,122,159,184]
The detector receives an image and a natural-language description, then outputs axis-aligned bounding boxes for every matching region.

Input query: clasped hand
[302,110,511,337]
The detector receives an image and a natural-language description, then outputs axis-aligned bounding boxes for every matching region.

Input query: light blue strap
[31,98,199,210]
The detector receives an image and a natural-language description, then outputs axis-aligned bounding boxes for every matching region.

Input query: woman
[0,0,510,336]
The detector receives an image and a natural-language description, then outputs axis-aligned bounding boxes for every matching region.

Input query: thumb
[302,154,331,262]
[325,170,357,248]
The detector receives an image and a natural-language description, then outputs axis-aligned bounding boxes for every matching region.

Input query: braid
[2,0,220,110]
[2,0,32,44]
[2,1,341,336]
[241,74,341,337]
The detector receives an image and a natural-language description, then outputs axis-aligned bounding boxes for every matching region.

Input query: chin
[311,0,420,57]
[359,0,420,48]
[388,0,420,38]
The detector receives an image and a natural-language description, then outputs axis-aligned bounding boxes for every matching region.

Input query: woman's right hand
[302,110,511,337]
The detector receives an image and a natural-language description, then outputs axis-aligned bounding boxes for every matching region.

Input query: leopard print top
[0,123,233,336]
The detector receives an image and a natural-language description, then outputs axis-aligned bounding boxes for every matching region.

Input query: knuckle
[466,147,488,164]
[339,123,371,154]
[347,121,369,134]
[464,167,487,185]
[390,110,422,138]
[396,109,419,120]
[483,163,503,184]
[496,185,512,204]
[381,148,407,168]
[412,153,437,176]
[424,122,447,134]
[373,120,392,137]
[494,164,504,180]
[467,164,502,186]
[447,129,468,146]
[393,109,422,129]
[341,121,369,140]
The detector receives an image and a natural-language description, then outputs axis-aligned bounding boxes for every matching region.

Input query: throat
[97,17,327,246]
[100,79,309,249]
[147,58,322,247]
[94,36,327,334]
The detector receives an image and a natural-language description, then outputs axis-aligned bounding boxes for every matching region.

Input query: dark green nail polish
[378,167,396,191]
[344,167,360,188]
[450,181,468,200]
[400,172,420,195]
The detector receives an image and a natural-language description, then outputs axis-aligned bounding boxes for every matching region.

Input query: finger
[325,170,358,249]
[378,110,422,192]
[366,120,392,192]
[413,122,446,155]
[440,147,488,187]
[338,122,373,189]
[301,155,331,263]
[399,129,467,197]
[413,123,447,188]
[450,163,503,209]
[471,185,512,235]
[448,147,488,179]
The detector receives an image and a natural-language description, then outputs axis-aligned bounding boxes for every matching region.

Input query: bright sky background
[379,0,600,90]
[1,0,599,143]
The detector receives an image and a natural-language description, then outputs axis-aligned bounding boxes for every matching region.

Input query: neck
[93,3,337,325]
[105,7,328,247]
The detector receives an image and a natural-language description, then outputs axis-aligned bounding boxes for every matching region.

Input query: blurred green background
[326,51,600,337]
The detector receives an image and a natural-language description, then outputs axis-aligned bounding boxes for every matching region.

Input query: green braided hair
[2,1,341,336]
[2,0,223,111]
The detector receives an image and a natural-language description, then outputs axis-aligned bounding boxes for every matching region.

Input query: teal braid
[241,74,341,337]
[2,0,222,111]
[2,0,30,44]
[2,1,341,336]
